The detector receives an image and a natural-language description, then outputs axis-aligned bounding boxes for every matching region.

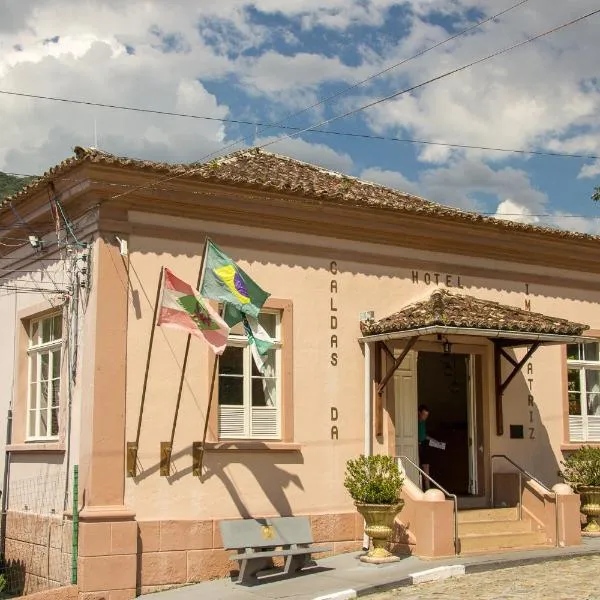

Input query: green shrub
[561,446,600,488]
[344,455,404,504]
[0,573,5,593]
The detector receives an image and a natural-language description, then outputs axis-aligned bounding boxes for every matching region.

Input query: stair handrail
[395,455,460,555]
[490,454,559,547]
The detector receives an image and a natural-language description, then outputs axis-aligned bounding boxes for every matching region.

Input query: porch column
[77,235,137,599]
[364,341,373,457]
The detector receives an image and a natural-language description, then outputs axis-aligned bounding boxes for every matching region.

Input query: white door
[394,349,420,486]
[467,355,479,495]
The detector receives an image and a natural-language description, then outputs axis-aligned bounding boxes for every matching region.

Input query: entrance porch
[360,289,590,557]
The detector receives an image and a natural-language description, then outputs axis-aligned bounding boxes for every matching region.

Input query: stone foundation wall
[3,511,73,596]
[137,512,364,595]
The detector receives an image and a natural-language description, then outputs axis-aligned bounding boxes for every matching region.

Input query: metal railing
[490,454,559,547]
[396,455,460,555]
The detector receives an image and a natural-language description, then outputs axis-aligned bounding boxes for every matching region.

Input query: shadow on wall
[133,443,305,518]
[0,555,26,597]
[199,449,305,519]
[497,350,560,490]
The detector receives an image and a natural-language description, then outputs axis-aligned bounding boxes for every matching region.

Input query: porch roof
[359,289,591,345]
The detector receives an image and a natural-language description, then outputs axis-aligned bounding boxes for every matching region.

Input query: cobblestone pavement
[367,555,600,600]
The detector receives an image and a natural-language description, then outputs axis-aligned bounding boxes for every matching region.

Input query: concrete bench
[219,516,332,584]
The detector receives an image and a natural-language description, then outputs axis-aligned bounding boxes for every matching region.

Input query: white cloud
[0,2,236,172]
[578,161,600,179]
[494,199,540,225]
[364,1,600,165]
[256,135,354,173]
[359,167,419,195]
[359,158,547,214]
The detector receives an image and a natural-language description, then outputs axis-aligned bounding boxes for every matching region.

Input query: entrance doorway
[416,352,477,496]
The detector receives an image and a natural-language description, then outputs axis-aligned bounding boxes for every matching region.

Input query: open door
[467,355,479,495]
[393,349,419,485]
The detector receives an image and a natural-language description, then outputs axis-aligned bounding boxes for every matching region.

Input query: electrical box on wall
[510,425,524,439]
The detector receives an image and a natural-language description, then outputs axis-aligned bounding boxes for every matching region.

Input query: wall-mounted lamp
[28,235,42,250]
[442,339,452,354]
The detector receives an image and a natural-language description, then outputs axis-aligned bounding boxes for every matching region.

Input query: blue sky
[0,0,599,232]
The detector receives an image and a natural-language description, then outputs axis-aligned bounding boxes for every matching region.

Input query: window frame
[566,341,600,443]
[217,309,282,440]
[26,312,63,442]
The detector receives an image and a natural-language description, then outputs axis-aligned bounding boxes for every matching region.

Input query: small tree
[592,187,600,202]
[560,446,600,489]
[344,455,404,504]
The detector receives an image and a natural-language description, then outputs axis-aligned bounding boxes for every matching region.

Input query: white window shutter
[587,416,600,442]
[218,406,245,438]
[251,406,280,439]
[569,416,584,442]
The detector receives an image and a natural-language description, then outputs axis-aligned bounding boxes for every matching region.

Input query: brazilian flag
[200,239,270,326]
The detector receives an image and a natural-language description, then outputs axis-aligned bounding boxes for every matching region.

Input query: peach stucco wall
[123,212,600,523]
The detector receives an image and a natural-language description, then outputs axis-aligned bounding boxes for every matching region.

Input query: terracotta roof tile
[361,289,588,336]
[2,146,600,243]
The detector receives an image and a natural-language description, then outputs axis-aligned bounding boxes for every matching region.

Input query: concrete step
[457,507,519,523]
[458,518,535,536]
[459,530,548,554]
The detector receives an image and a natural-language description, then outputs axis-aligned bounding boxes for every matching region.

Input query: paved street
[367,555,600,600]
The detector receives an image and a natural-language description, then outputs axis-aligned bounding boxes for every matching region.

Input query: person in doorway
[418,404,431,490]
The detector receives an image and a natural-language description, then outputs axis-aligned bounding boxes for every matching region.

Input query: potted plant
[344,454,404,562]
[561,446,600,534]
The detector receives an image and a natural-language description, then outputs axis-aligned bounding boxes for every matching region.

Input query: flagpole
[165,238,209,476]
[128,266,163,477]
[197,236,220,475]
[197,347,219,475]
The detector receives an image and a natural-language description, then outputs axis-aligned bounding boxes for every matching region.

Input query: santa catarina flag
[200,240,270,326]
[157,268,229,355]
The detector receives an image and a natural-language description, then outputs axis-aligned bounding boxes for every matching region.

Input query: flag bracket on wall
[160,442,173,477]
[127,442,138,478]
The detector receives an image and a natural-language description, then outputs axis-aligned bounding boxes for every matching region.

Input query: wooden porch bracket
[380,342,394,361]
[376,336,419,397]
[494,341,541,436]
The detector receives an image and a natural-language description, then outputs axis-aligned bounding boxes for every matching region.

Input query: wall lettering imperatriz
[525,283,531,311]
[527,360,536,439]
[411,270,463,288]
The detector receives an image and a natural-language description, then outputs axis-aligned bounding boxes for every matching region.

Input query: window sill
[561,443,600,451]
[7,441,65,453]
[205,441,301,452]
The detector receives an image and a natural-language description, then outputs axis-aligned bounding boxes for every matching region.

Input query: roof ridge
[2,146,600,246]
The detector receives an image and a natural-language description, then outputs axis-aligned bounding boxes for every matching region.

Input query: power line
[109,6,600,202]
[4,120,600,168]
[196,0,534,161]
[256,7,600,155]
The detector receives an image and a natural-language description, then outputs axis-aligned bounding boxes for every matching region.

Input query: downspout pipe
[1,409,12,556]
[363,341,372,550]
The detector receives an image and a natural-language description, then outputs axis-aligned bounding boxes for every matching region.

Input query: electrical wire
[178,0,535,161]
[4,120,600,167]
[256,7,600,155]
[107,7,600,203]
